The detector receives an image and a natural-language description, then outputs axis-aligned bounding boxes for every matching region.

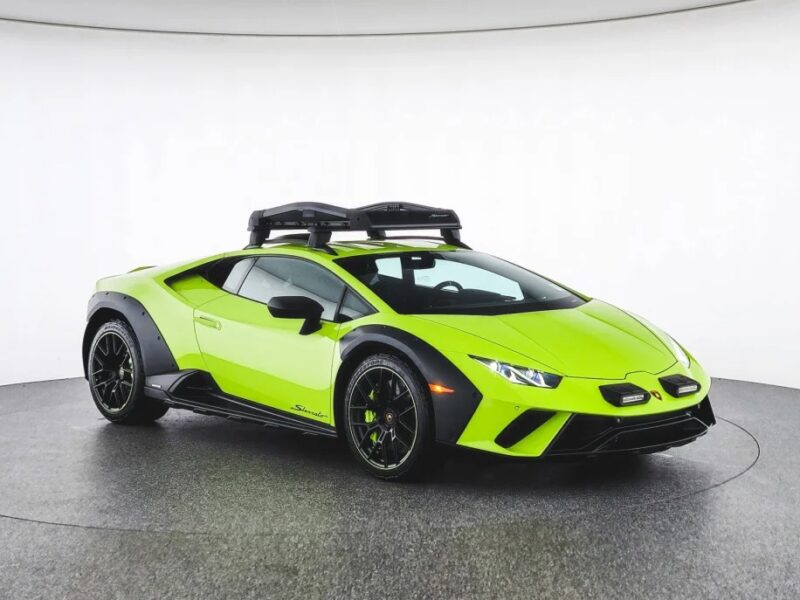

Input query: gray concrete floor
[0,377,797,599]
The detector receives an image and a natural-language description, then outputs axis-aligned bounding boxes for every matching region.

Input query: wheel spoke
[398,406,415,418]
[394,433,410,453]
[363,371,378,393]
[388,433,402,465]
[91,332,134,413]
[356,379,376,406]
[379,431,389,467]
[93,375,114,388]
[366,440,381,462]
[398,420,414,436]
[105,381,116,406]
[358,424,380,448]
[391,388,410,404]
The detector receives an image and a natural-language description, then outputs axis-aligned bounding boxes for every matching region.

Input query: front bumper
[543,396,714,456]
[451,357,715,458]
[458,396,715,458]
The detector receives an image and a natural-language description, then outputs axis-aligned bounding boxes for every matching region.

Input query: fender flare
[339,325,482,444]
[82,291,178,378]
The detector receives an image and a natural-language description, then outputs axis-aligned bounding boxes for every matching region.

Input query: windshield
[335,251,586,315]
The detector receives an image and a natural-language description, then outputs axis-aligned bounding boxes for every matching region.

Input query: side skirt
[144,370,337,438]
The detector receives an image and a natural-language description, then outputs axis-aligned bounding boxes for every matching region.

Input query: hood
[414,300,675,379]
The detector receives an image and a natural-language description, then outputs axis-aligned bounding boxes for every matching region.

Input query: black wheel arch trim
[338,325,482,444]
[83,291,178,379]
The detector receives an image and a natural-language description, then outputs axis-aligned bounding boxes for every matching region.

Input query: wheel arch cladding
[338,325,482,444]
[83,292,178,378]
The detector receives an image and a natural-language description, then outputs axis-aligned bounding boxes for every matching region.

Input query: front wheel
[343,354,435,480]
[87,319,169,424]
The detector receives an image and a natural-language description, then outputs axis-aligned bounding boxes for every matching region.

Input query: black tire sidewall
[343,353,434,480]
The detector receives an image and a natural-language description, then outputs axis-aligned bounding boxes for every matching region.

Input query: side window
[238,257,345,321]
[337,289,375,322]
[221,258,255,293]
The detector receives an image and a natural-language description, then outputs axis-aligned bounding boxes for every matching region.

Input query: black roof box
[246,202,466,252]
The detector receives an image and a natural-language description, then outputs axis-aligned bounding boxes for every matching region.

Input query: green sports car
[83,202,715,480]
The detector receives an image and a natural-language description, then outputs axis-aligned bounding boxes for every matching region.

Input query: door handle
[194,315,221,330]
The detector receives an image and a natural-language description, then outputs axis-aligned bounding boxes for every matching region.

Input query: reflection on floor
[0,377,797,598]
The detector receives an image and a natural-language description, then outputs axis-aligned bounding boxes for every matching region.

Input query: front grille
[546,396,715,456]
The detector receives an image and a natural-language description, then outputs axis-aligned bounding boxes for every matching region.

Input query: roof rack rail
[246,202,468,253]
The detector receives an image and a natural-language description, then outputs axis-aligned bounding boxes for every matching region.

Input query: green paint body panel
[92,241,711,458]
[194,292,341,421]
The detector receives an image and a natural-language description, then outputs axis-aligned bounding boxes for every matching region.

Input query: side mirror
[267,296,324,335]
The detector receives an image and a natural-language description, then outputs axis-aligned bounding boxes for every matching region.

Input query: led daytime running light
[471,356,562,389]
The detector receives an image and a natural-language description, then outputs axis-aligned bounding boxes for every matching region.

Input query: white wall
[0,0,747,35]
[1,0,799,388]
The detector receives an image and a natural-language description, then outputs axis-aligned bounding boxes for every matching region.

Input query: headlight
[667,336,691,368]
[471,356,562,389]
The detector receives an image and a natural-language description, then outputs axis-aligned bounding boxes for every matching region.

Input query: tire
[342,353,435,481]
[87,319,169,424]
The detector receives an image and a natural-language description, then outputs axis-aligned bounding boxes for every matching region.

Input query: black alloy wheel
[343,354,434,480]
[87,320,169,424]
[90,331,135,413]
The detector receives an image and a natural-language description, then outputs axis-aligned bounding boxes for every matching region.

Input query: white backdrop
[0,0,748,35]
[1,0,799,388]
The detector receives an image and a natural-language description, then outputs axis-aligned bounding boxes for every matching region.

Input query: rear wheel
[343,354,435,480]
[87,320,168,424]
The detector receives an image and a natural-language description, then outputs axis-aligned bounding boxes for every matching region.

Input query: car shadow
[92,414,670,496]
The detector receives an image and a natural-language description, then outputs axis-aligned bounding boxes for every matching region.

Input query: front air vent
[495,410,555,449]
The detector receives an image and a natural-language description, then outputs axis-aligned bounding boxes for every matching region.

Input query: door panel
[194,292,339,423]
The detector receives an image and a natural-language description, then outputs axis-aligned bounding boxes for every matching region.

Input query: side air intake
[495,410,556,449]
